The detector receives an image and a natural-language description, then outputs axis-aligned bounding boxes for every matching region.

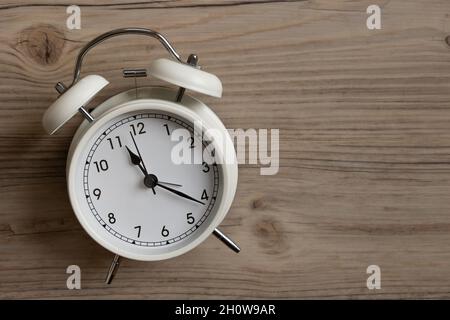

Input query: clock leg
[105,254,121,284]
[78,107,95,123]
[213,228,240,253]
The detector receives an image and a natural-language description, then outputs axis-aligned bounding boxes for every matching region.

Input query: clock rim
[66,94,238,261]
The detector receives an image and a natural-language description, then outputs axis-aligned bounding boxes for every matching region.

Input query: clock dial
[80,112,219,247]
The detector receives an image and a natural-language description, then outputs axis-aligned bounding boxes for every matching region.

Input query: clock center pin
[144,174,158,189]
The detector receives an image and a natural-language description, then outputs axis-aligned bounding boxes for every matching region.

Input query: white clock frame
[67,87,238,261]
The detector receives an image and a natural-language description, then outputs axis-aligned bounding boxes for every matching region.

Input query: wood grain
[1,0,450,299]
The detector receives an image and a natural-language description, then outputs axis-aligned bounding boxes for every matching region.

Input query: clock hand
[125,145,155,192]
[125,146,182,187]
[158,181,183,188]
[156,182,205,205]
[129,132,149,174]
[126,145,149,178]
[126,146,145,171]
[127,137,156,195]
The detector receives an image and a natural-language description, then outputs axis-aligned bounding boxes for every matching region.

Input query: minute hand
[156,183,205,205]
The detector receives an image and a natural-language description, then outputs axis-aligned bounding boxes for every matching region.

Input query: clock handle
[213,228,240,253]
[71,28,183,87]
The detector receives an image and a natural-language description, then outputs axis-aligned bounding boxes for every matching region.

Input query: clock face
[73,111,220,255]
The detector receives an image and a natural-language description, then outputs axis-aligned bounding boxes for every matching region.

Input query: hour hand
[125,146,147,176]
[126,146,141,166]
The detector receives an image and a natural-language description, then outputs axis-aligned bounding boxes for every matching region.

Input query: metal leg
[105,254,121,284]
[175,86,186,102]
[54,81,95,122]
[213,228,240,253]
[78,107,95,123]
[176,54,198,102]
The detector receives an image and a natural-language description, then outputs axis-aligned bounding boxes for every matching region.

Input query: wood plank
[1,0,450,298]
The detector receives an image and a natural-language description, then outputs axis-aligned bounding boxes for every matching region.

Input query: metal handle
[70,27,183,87]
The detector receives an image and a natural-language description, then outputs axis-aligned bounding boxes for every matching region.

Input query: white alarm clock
[42,28,239,283]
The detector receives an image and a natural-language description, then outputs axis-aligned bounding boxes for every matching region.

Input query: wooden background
[1,0,450,299]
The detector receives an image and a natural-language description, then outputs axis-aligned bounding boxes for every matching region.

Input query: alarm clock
[42,28,239,283]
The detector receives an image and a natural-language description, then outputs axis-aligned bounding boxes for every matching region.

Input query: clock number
[188,137,195,149]
[130,122,146,135]
[161,225,169,237]
[202,162,210,173]
[108,213,116,224]
[134,225,141,238]
[163,124,170,135]
[93,188,101,200]
[186,213,195,225]
[201,189,209,201]
[107,136,122,150]
[93,160,109,172]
